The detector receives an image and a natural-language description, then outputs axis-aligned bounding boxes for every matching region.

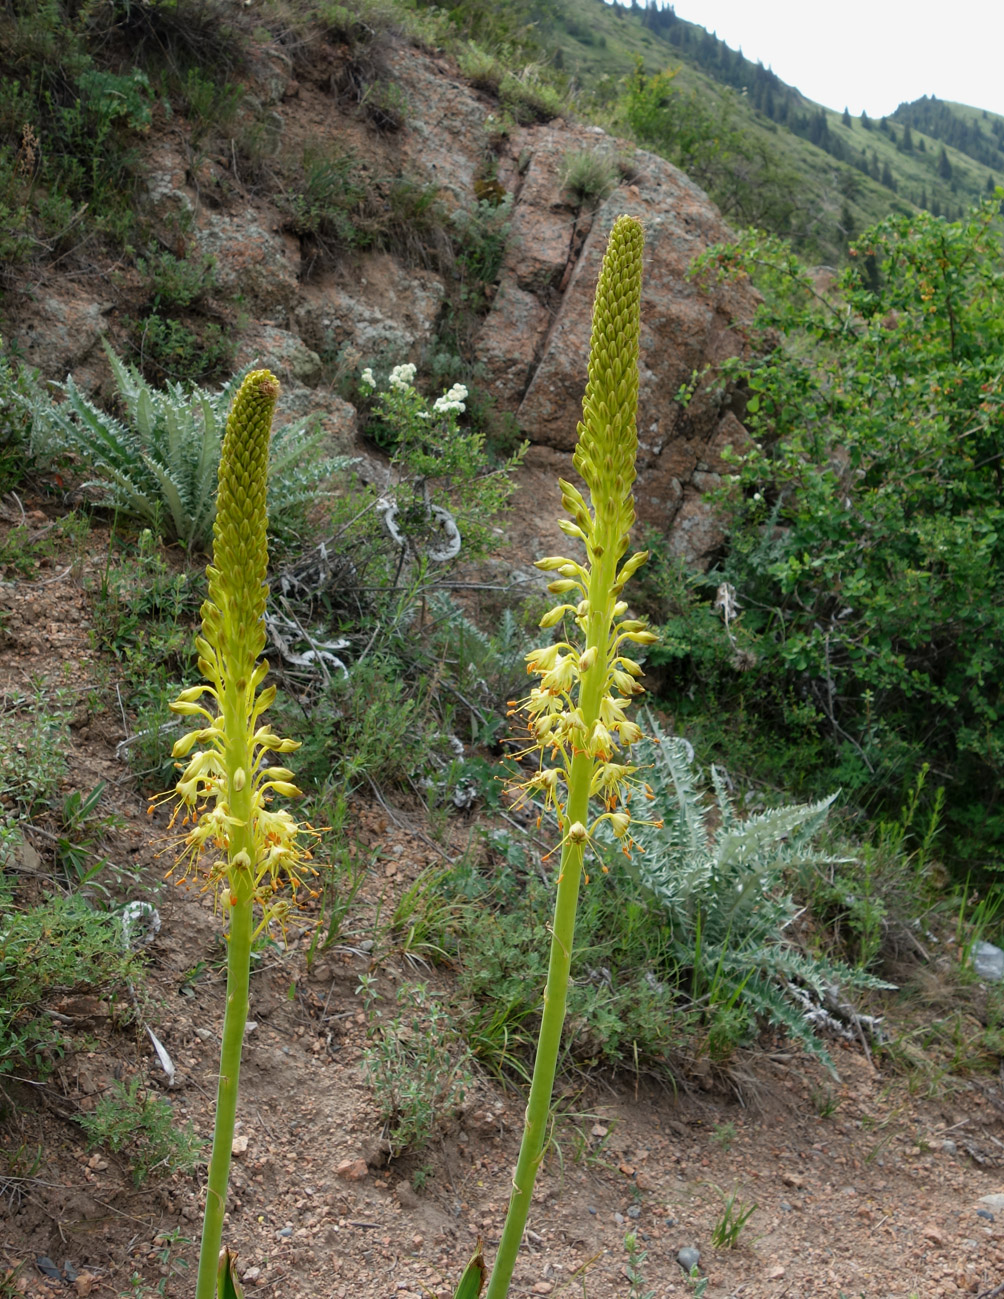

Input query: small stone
[74,1274,95,1297]
[396,1181,420,1210]
[780,1201,793,1213]
[531,1284,553,1295]
[613,1212,625,1226]
[591,1124,609,1138]
[677,1247,701,1273]
[276,1227,293,1240]
[231,1135,249,1156]
[766,1265,785,1280]
[942,1140,958,1156]
[976,1209,995,1222]
[627,1206,641,1219]
[979,1195,1004,1212]
[86,1154,108,1172]
[336,1158,369,1181]
[242,1268,261,1283]
[922,1225,946,1247]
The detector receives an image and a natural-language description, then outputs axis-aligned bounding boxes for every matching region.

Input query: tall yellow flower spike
[482,215,657,1299]
[165,370,314,924]
[508,213,656,858]
[162,370,315,1299]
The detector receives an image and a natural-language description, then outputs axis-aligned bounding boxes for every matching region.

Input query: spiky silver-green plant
[618,714,893,1070]
[36,342,346,551]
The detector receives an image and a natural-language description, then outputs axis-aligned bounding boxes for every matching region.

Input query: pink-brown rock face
[474,126,756,566]
[7,40,759,568]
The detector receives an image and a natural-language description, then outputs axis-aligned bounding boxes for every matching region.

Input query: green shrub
[692,199,1004,867]
[0,681,70,815]
[131,312,236,385]
[452,838,687,1076]
[281,145,370,262]
[0,338,40,491]
[498,68,565,124]
[91,528,200,784]
[361,980,475,1157]
[33,342,349,551]
[136,250,220,313]
[0,887,140,1077]
[77,1077,203,1184]
[560,149,618,210]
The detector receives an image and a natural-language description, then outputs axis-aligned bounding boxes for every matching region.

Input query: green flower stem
[195,885,252,1299]
[195,681,257,1299]
[485,559,618,1299]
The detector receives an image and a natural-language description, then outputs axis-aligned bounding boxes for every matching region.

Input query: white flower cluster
[360,367,376,389]
[388,362,417,391]
[433,382,468,414]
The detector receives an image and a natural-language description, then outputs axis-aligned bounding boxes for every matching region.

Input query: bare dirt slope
[3,507,1004,1299]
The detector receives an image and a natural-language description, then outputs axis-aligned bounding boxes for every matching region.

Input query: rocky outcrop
[7,38,759,567]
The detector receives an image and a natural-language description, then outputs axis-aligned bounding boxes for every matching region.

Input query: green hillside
[497,0,1003,259]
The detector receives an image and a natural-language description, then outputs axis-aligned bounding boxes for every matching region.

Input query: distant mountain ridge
[525,0,1004,256]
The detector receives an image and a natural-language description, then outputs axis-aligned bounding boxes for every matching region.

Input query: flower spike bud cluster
[510,215,657,858]
[163,369,315,930]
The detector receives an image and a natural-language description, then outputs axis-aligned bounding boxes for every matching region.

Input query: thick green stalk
[195,885,252,1299]
[195,679,257,1299]
[484,214,647,1299]
[485,552,618,1299]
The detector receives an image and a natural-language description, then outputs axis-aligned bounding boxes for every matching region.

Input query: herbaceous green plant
[466,214,656,1299]
[33,341,347,552]
[158,370,315,1299]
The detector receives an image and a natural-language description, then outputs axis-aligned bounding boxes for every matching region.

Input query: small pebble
[942,1140,958,1155]
[587,1206,597,1215]
[627,1205,641,1219]
[677,1246,700,1273]
[276,1227,293,1240]
[780,1201,793,1213]
[977,1209,995,1222]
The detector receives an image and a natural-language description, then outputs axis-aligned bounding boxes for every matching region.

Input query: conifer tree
[842,106,852,127]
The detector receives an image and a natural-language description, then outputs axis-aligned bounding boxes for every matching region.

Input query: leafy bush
[560,149,618,211]
[0,6,153,252]
[619,63,799,237]
[692,198,1004,866]
[0,886,140,1077]
[33,342,349,551]
[361,980,475,1157]
[0,682,70,815]
[0,338,40,491]
[356,362,525,559]
[498,67,565,124]
[451,836,687,1076]
[77,1077,203,1184]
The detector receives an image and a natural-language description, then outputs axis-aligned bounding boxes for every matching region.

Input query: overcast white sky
[664,1,1004,120]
